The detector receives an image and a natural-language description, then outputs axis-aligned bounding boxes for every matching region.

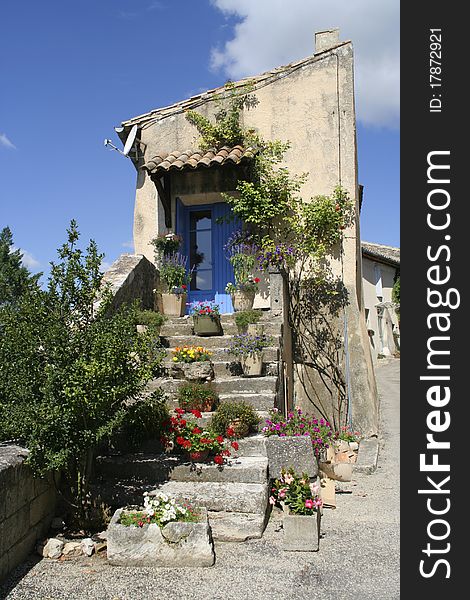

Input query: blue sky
[0,0,399,281]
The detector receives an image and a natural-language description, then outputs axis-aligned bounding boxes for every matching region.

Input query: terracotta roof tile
[143,145,255,174]
[361,241,400,266]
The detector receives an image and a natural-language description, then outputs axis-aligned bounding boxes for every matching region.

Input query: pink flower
[283,474,294,485]
[309,482,320,495]
[305,499,314,509]
[278,488,287,499]
[314,498,323,508]
[269,496,276,505]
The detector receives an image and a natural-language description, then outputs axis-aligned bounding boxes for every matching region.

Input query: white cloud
[0,132,16,149]
[13,248,40,270]
[210,0,399,128]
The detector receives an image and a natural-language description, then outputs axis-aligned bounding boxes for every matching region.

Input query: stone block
[283,510,321,551]
[353,437,379,474]
[233,435,267,457]
[151,481,268,514]
[169,457,268,485]
[106,507,215,567]
[208,511,266,541]
[29,488,56,527]
[265,436,318,479]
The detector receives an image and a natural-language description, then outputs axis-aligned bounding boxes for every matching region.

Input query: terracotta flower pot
[228,419,250,439]
[231,290,255,312]
[162,293,187,317]
[192,314,222,336]
[240,353,263,377]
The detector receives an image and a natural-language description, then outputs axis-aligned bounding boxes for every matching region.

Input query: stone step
[218,393,276,411]
[208,510,267,541]
[150,376,278,396]
[150,481,268,515]
[163,347,280,362]
[160,321,282,337]
[95,454,268,485]
[235,434,268,457]
[160,334,281,349]
[162,359,279,379]
[164,313,279,326]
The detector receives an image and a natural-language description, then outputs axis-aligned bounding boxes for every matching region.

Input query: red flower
[175,408,185,415]
[179,419,186,427]
[226,427,235,438]
[182,284,187,289]
[201,438,213,444]
[216,435,224,444]
[191,409,202,419]
[192,427,202,434]
[183,440,192,449]
[254,277,260,283]
[222,449,231,456]
[170,416,178,425]
[214,455,224,465]
[176,436,185,446]
[231,441,239,451]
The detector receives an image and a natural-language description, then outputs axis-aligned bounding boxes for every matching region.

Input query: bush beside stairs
[94,311,283,541]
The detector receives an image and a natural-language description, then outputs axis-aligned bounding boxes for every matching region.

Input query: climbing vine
[186,85,356,429]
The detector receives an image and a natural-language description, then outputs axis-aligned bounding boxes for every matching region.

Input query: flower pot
[185,449,210,462]
[228,419,250,439]
[192,314,222,336]
[240,353,263,377]
[231,290,255,312]
[247,323,264,336]
[282,509,321,551]
[162,293,187,317]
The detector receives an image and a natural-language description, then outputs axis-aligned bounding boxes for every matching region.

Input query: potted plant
[234,309,262,334]
[159,253,191,316]
[150,232,183,262]
[227,333,272,376]
[170,346,214,381]
[134,309,166,335]
[225,241,260,311]
[177,382,218,413]
[164,408,230,464]
[107,491,215,567]
[209,401,260,439]
[270,467,323,552]
[262,407,334,459]
[189,301,222,336]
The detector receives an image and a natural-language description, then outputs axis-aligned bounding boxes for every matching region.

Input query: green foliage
[0,220,164,528]
[0,226,41,304]
[392,276,400,305]
[177,382,218,412]
[150,233,182,258]
[185,81,256,151]
[234,309,262,331]
[271,468,322,515]
[159,253,191,291]
[116,390,170,451]
[209,401,260,437]
[135,309,166,332]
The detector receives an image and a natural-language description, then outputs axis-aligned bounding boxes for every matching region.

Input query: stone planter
[240,353,263,376]
[170,361,214,382]
[192,314,222,336]
[265,436,318,480]
[283,509,321,551]
[232,290,255,312]
[247,323,264,336]
[107,507,215,567]
[162,293,187,317]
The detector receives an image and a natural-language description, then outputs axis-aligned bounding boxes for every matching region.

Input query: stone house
[113,29,378,436]
[361,241,400,361]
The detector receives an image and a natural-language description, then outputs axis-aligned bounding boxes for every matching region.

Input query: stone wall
[0,445,57,582]
[100,253,158,312]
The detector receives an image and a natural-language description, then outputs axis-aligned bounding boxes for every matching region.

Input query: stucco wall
[0,445,56,582]
[362,256,399,360]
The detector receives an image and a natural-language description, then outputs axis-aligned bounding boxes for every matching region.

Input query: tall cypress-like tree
[0,226,40,303]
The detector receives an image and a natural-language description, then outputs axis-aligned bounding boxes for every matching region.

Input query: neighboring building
[361,241,400,361]
[114,29,379,436]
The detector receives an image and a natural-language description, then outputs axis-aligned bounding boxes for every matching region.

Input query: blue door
[176,200,239,313]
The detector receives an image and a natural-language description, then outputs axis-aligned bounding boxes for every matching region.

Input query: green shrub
[135,309,166,331]
[234,309,262,332]
[116,390,170,450]
[177,382,218,412]
[209,401,260,438]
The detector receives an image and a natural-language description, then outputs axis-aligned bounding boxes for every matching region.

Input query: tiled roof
[120,42,350,129]
[143,145,255,174]
[362,241,400,266]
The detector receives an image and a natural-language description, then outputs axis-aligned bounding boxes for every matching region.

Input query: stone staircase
[94,311,283,541]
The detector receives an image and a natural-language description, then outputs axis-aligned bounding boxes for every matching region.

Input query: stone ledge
[353,437,379,474]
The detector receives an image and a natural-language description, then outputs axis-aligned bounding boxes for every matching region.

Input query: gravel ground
[0,359,400,600]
